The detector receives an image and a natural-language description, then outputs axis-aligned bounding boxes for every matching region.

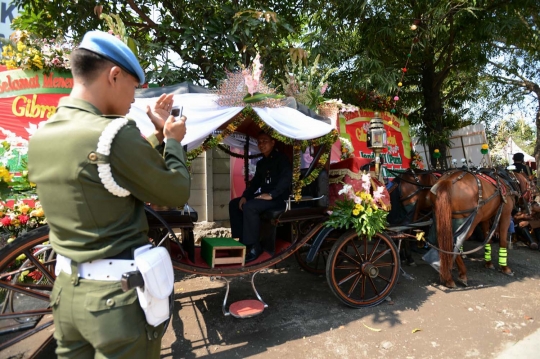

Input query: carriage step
[229,299,265,318]
[214,270,268,318]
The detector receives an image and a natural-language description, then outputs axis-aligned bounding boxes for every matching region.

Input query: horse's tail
[433,179,454,282]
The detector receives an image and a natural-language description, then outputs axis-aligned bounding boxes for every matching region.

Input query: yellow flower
[366,207,373,215]
[16,41,26,52]
[434,149,440,153]
[481,143,489,150]
[5,59,17,69]
[372,203,378,210]
[20,205,30,214]
[32,55,43,69]
[352,209,360,216]
[357,204,364,212]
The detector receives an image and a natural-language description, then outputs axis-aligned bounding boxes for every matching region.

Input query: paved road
[162,242,540,359]
[5,240,540,359]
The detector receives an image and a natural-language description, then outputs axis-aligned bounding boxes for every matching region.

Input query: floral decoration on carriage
[325,157,391,239]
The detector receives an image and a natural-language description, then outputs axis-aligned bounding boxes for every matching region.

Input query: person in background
[512,152,533,178]
[229,131,292,262]
[28,31,191,358]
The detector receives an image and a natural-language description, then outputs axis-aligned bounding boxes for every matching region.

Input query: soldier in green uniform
[28,31,190,358]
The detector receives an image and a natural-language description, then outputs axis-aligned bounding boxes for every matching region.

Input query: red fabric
[328,158,391,209]
[330,157,371,172]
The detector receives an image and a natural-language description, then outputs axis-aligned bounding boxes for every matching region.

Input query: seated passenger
[229,131,292,262]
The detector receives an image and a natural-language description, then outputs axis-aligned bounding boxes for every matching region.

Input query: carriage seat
[145,204,198,227]
[259,170,328,254]
[261,169,329,222]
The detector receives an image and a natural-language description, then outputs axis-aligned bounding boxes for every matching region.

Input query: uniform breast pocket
[84,283,144,349]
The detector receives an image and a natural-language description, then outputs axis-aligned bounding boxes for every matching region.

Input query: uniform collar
[57,97,103,116]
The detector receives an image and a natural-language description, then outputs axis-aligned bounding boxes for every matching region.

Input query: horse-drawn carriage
[0,85,536,356]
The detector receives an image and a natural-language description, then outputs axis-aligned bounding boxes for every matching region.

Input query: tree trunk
[534,88,540,187]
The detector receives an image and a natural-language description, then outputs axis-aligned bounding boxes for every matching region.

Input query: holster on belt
[132,244,174,326]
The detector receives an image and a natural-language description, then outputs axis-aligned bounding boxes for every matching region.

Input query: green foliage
[11,0,305,87]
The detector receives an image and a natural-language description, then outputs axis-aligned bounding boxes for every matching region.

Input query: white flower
[373,186,385,202]
[338,184,352,196]
[361,173,371,192]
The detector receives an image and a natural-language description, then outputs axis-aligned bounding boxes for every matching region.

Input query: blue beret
[79,30,145,85]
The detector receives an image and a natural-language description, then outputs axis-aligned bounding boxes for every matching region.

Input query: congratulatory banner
[0,67,72,140]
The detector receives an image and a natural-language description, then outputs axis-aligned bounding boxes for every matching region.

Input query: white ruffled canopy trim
[96,118,131,197]
[128,93,334,151]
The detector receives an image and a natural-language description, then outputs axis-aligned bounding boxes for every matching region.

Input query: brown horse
[387,169,439,264]
[429,169,533,288]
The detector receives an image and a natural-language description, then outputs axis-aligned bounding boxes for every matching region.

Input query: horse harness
[387,168,437,203]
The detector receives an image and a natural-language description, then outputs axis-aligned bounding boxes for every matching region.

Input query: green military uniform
[28,97,191,359]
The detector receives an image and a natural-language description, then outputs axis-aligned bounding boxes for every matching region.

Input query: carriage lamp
[367,112,387,179]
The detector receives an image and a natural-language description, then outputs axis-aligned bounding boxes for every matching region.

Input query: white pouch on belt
[134,244,174,326]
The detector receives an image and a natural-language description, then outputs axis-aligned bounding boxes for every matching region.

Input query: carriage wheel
[326,230,400,308]
[295,233,337,275]
[0,226,55,355]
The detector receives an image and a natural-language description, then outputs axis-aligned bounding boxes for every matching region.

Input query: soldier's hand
[163,115,187,143]
[147,94,174,133]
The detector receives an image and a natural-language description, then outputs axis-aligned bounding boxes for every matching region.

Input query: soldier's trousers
[50,271,164,359]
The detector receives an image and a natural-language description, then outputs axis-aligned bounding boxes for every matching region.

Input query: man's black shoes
[245,244,263,263]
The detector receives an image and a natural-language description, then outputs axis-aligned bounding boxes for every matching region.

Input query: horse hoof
[457,278,468,287]
[530,243,538,250]
[499,267,514,276]
[485,264,495,270]
[443,281,456,288]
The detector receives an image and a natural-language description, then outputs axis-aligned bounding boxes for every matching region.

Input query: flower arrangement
[339,136,354,160]
[410,151,424,170]
[325,174,389,239]
[1,138,37,200]
[1,200,46,243]
[215,53,284,107]
[1,30,72,72]
[280,51,338,111]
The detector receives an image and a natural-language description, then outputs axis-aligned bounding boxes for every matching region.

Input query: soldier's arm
[110,122,191,207]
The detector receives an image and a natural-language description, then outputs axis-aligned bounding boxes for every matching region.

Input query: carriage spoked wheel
[0,225,55,356]
[326,230,400,308]
[295,231,338,275]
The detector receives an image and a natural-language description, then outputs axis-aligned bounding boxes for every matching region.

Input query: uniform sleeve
[109,123,191,207]
[269,155,292,199]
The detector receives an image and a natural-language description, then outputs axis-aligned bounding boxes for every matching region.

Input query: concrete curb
[495,327,540,359]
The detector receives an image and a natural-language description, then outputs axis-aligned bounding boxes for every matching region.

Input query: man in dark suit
[229,132,292,262]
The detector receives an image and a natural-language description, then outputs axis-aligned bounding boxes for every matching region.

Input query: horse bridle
[387,168,436,202]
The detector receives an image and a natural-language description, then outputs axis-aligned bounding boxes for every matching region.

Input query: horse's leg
[482,221,495,270]
[498,201,514,276]
[455,255,468,286]
[401,240,416,266]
